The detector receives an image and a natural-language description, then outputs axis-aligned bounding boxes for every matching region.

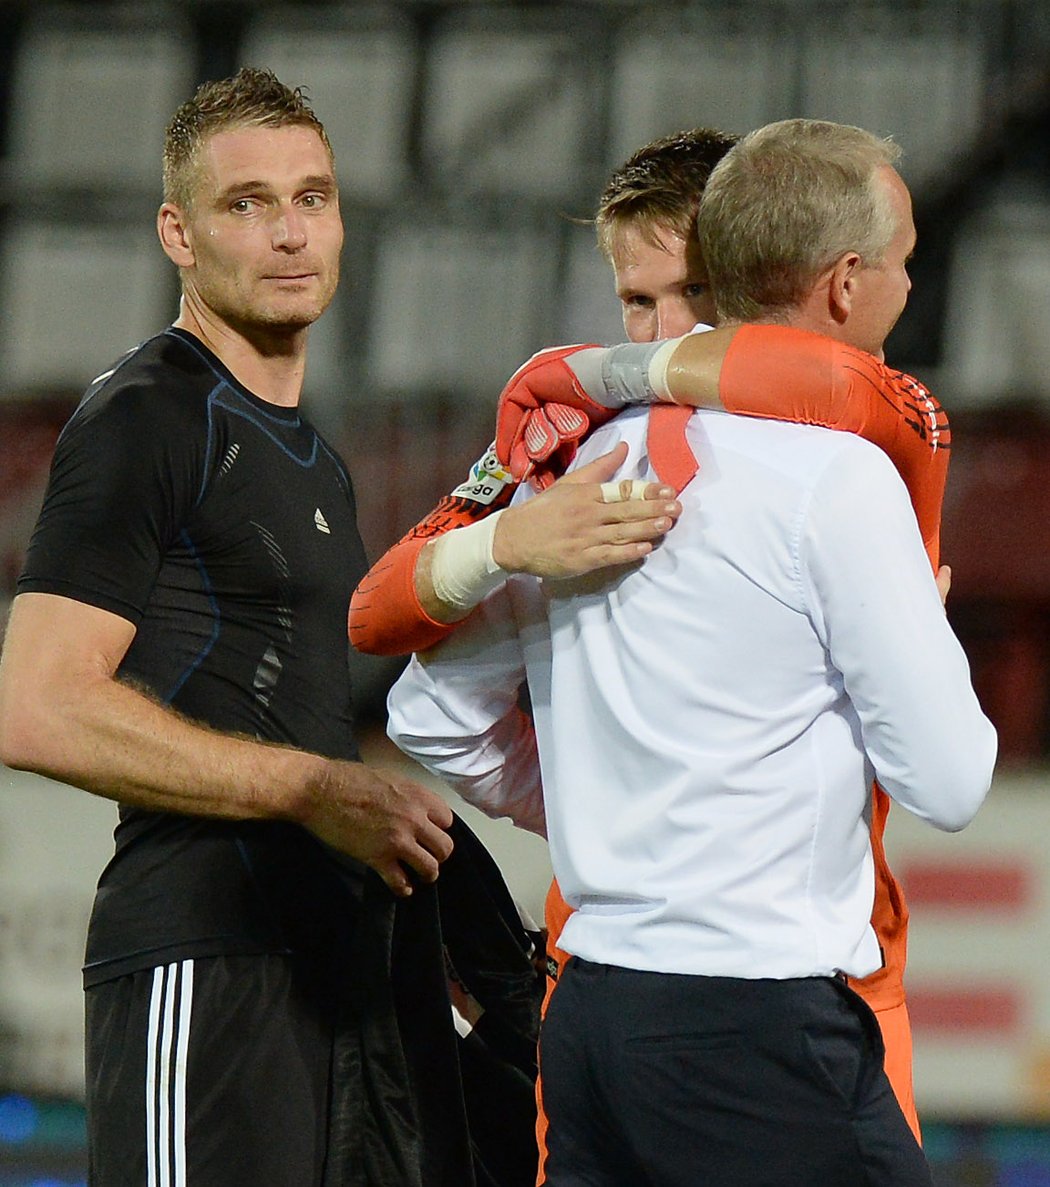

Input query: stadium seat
[941,195,1050,408]
[0,216,174,391]
[5,2,194,196]
[367,207,559,398]
[419,8,603,201]
[557,220,629,347]
[797,14,985,193]
[607,6,796,161]
[239,5,418,205]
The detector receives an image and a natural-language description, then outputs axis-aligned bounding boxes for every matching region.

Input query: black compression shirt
[19,328,372,984]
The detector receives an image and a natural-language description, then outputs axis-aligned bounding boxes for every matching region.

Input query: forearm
[573,326,948,565]
[1,594,456,896]
[806,451,995,831]
[350,444,681,656]
[386,589,544,836]
[569,323,947,452]
[349,533,467,656]
[349,448,517,655]
[0,638,320,824]
[348,518,507,657]
[390,697,546,838]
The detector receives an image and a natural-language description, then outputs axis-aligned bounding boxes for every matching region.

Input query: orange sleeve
[348,485,516,656]
[719,324,951,569]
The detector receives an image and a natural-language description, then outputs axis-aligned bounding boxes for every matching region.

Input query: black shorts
[85,952,338,1187]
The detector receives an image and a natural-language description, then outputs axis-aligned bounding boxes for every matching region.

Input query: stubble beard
[208,267,339,342]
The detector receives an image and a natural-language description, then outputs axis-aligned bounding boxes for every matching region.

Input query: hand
[304,760,454,897]
[494,344,617,486]
[517,402,591,490]
[491,443,681,578]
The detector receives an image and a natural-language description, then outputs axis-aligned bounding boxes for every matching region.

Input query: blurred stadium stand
[1,1,1050,1182]
[1,0,1048,733]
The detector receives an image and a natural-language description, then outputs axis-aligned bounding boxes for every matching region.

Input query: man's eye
[685,283,709,298]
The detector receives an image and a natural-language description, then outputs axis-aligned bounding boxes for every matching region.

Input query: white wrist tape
[567,337,684,407]
[646,337,680,401]
[599,341,664,406]
[429,510,507,611]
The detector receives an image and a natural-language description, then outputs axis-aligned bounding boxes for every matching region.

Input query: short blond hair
[162,66,332,211]
[696,118,902,321]
[594,128,739,264]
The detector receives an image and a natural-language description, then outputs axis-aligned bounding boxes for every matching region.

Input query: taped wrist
[566,338,683,407]
[428,511,507,611]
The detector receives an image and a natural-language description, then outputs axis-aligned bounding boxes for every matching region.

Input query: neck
[174,295,308,408]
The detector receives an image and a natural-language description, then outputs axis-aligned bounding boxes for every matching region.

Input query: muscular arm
[0,593,454,896]
[349,445,680,657]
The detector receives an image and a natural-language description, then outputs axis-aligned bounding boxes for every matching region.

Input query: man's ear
[828,250,862,326]
[157,203,195,268]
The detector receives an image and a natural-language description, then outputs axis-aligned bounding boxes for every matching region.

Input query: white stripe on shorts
[146,960,194,1187]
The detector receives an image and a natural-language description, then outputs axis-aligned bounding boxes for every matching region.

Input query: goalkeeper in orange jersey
[350,124,951,1168]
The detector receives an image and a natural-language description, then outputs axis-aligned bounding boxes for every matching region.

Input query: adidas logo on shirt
[314,508,331,534]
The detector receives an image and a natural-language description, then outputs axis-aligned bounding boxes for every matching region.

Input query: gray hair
[696,118,902,321]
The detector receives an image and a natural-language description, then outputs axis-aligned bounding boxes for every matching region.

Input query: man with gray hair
[387,118,996,1184]
[696,117,909,344]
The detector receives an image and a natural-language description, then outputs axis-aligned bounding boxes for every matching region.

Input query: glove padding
[494,345,618,487]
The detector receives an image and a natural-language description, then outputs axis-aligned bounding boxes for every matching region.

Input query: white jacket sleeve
[386,580,547,837]
[801,439,997,832]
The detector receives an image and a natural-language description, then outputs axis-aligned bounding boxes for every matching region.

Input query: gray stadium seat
[239,5,418,205]
[606,5,796,161]
[419,9,602,201]
[5,3,194,196]
[557,222,629,347]
[798,15,985,193]
[0,218,174,392]
[367,209,560,399]
[941,194,1050,408]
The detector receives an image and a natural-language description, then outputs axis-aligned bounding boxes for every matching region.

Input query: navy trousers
[540,958,932,1187]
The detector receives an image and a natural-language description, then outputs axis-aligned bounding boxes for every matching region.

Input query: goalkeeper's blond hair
[697,119,902,323]
[594,128,739,265]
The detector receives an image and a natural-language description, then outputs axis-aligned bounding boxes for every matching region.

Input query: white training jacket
[388,407,997,980]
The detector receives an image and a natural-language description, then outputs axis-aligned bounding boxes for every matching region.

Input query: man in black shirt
[0,68,539,1186]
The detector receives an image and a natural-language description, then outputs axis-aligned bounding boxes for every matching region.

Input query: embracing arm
[495,325,949,566]
[803,445,995,829]
[349,443,681,657]
[0,593,454,896]
[668,326,950,566]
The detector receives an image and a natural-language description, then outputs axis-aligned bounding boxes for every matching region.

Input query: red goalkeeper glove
[494,345,619,487]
